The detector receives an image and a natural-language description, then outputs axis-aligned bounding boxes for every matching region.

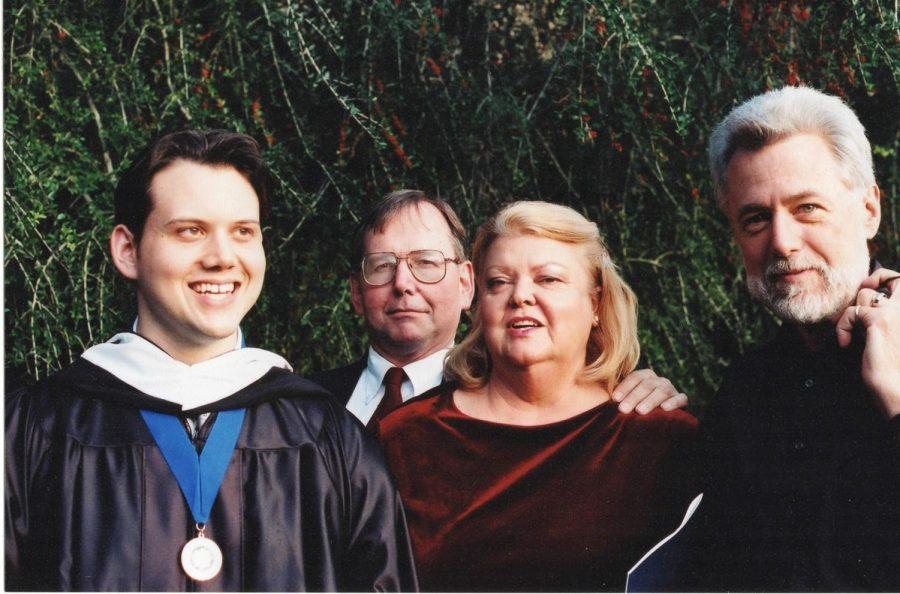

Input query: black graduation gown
[5,358,419,591]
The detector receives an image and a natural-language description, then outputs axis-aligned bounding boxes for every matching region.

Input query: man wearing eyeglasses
[311,190,474,430]
[312,190,689,431]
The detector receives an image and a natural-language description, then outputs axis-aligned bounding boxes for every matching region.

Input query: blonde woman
[379,201,698,591]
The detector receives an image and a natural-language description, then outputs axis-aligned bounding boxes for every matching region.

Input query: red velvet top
[379,385,699,592]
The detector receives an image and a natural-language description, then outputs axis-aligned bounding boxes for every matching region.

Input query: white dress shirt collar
[344,345,450,424]
[363,346,449,405]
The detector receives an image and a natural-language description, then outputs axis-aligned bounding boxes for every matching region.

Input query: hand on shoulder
[612,368,689,415]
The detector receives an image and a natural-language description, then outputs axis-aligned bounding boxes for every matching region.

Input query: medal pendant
[180,526,222,582]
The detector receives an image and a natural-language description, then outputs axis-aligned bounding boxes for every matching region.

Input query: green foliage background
[5,0,899,407]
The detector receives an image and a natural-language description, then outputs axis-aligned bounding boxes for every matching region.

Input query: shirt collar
[365,345,450,400]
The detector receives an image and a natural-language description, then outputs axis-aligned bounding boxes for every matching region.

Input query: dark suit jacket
[309,359,366,406]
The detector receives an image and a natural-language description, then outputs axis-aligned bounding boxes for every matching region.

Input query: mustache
[764,257,828,282]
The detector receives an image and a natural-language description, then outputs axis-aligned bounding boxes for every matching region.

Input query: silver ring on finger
[872,292,884,307]
[855,305,860,317]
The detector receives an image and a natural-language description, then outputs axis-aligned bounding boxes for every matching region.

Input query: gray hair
[708,86,875,208]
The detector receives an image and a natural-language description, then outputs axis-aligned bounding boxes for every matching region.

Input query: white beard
[747,250,871,324]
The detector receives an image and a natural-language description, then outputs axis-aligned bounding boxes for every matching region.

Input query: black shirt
[693,324,899,591]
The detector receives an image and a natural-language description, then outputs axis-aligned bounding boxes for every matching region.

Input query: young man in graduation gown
[5,130,418,591]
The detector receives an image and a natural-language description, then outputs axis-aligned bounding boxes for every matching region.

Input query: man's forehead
[364,203,456,251]
[723,134,850,210]
[147,160,261,218]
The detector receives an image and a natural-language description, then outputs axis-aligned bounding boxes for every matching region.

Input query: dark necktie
[367,366,406,430]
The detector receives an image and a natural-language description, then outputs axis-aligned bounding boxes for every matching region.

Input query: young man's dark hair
[114,130,271,242]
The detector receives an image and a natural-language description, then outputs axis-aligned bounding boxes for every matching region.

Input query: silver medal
[180,526,222,582]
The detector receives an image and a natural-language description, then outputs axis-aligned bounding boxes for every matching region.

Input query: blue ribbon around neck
[140,408,246,524]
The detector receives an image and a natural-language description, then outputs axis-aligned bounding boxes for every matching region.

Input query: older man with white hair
[694,87,899,591]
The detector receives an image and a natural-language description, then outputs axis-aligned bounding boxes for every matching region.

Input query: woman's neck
[456,362,610,426]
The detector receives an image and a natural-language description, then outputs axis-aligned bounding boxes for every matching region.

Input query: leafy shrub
[5,0,898,408]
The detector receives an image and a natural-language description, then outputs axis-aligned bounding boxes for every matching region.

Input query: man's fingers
[859,269,900,294]
[836,304,863,347]
[633,387,673,415]
[619,377,677,414]
[617,380,654,413]
[613,369,683,414]
[839,278,897,348]
[840,278,897,348]
[660,392,689,412]
[611,368,654,403]
[855,287,881,307]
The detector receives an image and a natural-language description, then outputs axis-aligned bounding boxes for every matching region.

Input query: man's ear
[458,260,475,311]
[862,184,882,239]
[110,224,139,280]
[349,273,365,316]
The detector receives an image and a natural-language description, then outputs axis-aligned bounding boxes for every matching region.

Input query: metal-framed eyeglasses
[361,249,462,286]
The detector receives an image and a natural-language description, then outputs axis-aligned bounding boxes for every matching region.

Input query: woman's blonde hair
[445,201,640,392]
